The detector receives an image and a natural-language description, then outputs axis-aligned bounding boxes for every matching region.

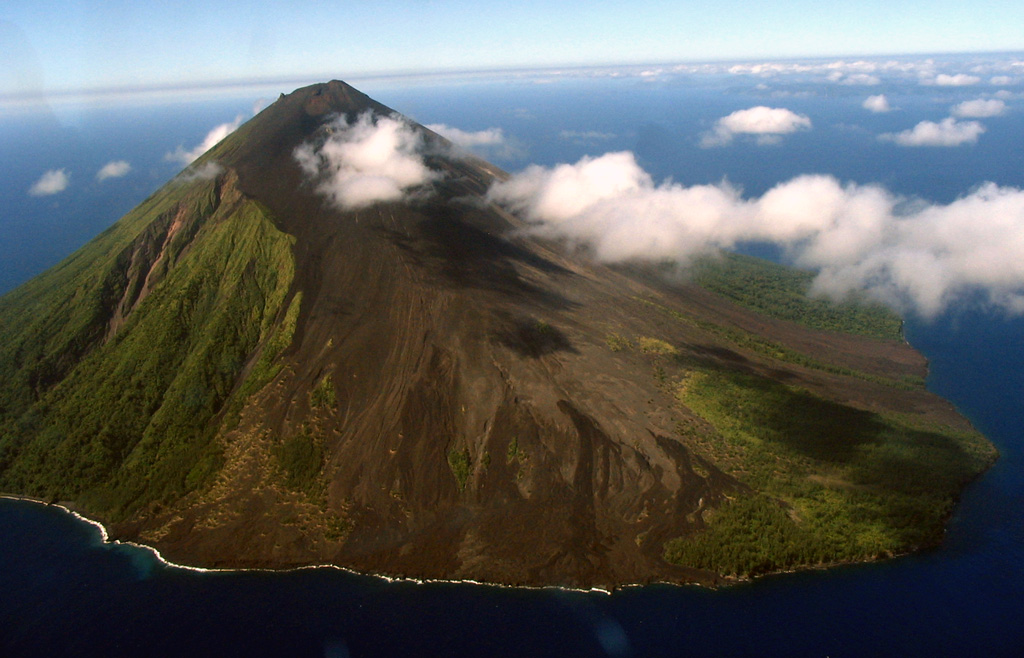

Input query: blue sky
[3,0,1024,98]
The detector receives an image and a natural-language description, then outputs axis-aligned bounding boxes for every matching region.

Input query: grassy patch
[691,251,902,340]
[309,374,337,410]
[637,336,679,355]
[604,333,632,352]
[635,297,923,389]
[665,366,996,576]
[448,447,471,491]
[274,426,325,498]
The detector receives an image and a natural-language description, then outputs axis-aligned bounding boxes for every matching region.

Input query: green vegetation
[604,332,632,352]
[637,336,679,355]
[309,374,337,410]
[274,425,325,498]
[0,174,298,519]
[506,437,528,481]
[324,514,351,541]
[223,292,302,431]
[447,447,471,491]
[665,367,996,577]
[635,297,923,389]
[691,251,902,340]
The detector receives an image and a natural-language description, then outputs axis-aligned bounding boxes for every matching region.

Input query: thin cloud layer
[840,73,880,86]
[166,115,244,165]
[175,162,225,183]
[951,99,1007,118]
[426,123,506,149]
[559,130,616,141]
[862,94,891,113]
[488,151,1024,318]
[96,160,131,181]
[28,169,69,196]
[424,122,520,160]
[881,118,985,147]
[295,112,439,210]
[702,106,811,147]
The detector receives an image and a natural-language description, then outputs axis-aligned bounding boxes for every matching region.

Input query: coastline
[0,494,630,595]
[3,491,971,592]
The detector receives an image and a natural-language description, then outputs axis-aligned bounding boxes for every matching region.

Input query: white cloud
[426,123,506,149]
[96,160,131,181]
[991,76,1015,86]
[425,123,526,161]
[488,152,1024,317]
[702,106,811,147]
[28,169,69,196]
[951,98,1007,118]
[841,74,881,86]
[295,111,440,210]
[862,94,891,113]
[930,73,981,86]
[880,118,985,147]
[166,115,244,165]
[175,161,224,183]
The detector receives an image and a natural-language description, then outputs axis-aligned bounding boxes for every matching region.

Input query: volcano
[0,81,995,588]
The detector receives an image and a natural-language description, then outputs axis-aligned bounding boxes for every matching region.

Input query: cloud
[426,124,506,149]
[28,169,69,196]
[423,122,526,162]
[990,75,1015,86]
[840,74,881,86]
[488,152,1024,317]
[295,111,439,210]
[166,115,244,165]
[862,94,891,113]
[702,106,811,147]
[880,118,985,147]
[951,98,1007,118]
[175,161,224,183]
[930,73,981,86]
[96,160,131,181]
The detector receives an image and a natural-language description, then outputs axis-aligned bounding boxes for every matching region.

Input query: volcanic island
[0,81,996,588]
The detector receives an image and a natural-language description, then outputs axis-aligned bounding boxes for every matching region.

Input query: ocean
[2,63,1024,656]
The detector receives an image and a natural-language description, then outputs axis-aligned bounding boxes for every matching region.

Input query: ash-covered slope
[0,81,995,588]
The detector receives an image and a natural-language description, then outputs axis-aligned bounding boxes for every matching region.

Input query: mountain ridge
[0,81,996,588]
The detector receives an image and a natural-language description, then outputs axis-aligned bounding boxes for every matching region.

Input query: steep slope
[0,81,996,588]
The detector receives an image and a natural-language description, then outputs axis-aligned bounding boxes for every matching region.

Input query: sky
[3,0,1024,99]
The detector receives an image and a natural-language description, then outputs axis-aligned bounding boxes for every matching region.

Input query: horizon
[4,0,1024,101]
[3,49,1023,113]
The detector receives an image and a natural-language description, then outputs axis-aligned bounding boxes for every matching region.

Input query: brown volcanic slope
[0,81,991,588]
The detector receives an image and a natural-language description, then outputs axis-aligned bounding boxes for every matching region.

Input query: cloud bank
[295,112,439,209]
[28,169,69,196]
[96,160,131,181]
[702,106,811,146]
[488,151,1024,317]
[862,94,891,113]
[881,117,986,147]
[166,115,244,165]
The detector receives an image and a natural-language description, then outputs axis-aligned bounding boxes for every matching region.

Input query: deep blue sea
[2,66,1024,656]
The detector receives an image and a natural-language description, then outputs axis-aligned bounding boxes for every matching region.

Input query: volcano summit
[0,81,995,588]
